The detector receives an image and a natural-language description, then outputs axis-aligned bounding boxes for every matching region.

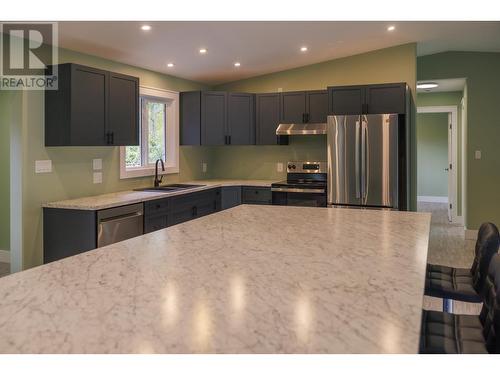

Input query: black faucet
[154,159,165,187]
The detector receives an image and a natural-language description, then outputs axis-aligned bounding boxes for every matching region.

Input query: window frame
[119,86,179,179]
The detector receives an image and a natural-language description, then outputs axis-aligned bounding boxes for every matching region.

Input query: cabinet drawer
[144,198,170,215]
[144,215,168,233]
[242,187,272,204]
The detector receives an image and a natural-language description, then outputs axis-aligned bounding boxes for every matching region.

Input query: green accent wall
[0,92,11,251]
[7,45,214,269]
[214,43,417,205]
[417,91,464,215]
[416,112,449,197]
[418,52,500,229]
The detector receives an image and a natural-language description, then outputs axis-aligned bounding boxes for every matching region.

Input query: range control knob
[289,164,296,170]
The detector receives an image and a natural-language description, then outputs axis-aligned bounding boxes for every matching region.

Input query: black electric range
[271,161,327,207]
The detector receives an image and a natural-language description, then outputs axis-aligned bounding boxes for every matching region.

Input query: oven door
[271,187,327,207]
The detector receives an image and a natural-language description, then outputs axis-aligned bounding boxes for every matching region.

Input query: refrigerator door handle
[361,116,368,204]
[355,120,361,199]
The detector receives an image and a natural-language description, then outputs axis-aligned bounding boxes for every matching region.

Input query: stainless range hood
[275,122,327,135]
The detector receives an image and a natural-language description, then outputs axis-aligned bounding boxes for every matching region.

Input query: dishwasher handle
[98,211,143,224]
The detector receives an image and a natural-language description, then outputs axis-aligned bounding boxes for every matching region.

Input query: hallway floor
[419,201,482,315]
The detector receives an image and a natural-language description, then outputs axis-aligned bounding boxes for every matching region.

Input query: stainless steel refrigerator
[327,114,399,208]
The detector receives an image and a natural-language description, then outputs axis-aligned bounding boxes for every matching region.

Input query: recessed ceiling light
[417,82,439,89]
[199,48,207,54]
[387,25,396,31]
[234,62,241,67]
[300,46,308,52]
[141,25,151,31]
[167,63,174,68]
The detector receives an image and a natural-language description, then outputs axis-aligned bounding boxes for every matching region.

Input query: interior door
[361,114,399,208]
[327,115,362,205]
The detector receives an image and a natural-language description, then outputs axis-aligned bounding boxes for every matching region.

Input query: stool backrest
[480,253,500,353]
[470,222,500,296]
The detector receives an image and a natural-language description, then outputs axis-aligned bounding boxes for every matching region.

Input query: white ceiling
[57,21,500,85]
[417,78,466,93]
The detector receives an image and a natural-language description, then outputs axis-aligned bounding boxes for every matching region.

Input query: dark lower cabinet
[241,187,272,205]
[221,186,242,210]
[43,208,97,263]
[144,198,170,234]
[170,188,221,225]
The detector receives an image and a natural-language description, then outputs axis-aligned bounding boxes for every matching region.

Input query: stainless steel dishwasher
[97,203,144,247]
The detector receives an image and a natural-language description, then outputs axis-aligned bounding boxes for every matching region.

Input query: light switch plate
[202,162,207,173]
[93,172,103,184]
[35,160,52,173]
[93,158,102,170]
[475,150,482,160]
[277,162,283,172]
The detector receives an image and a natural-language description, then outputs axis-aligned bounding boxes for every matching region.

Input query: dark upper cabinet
[201,91,227,146]
[107,72,140,146]
[281,90,328,123]
[180,91,202,145]
[328,83,406,115]
[45,63,139,146]
[281,91,306,123]
[227,93,255,145]
[306,90,329,123]
[256,93,288,145]
[181,91,255,146]
[365,83,406,114]
[328,86,364,115]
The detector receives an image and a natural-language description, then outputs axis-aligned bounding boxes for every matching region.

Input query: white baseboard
[465,229,479,240]
[417,196,449,203]
[0,250,10,263]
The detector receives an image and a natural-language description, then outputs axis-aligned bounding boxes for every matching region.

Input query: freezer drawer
[97,203,144,247]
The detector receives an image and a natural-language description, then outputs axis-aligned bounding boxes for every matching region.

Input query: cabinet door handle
[224,135,228,145]
[192,206,197,217]
[228,135,231,145]
[302,113,306,123]
[110,132,114,144]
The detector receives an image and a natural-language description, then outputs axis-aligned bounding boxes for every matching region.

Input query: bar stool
[419,252,500,354]
[425,222,500,312]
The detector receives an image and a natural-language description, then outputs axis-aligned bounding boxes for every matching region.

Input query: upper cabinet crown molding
[45,63,139,147]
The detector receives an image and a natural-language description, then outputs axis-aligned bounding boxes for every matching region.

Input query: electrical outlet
[35,160,52,173]
[93,172,103,184]
[475,150,482,160]
[202,162,207,173]
[277,162,283,172]
[93,158,102,170]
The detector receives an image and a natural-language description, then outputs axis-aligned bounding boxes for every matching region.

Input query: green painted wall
[417,91,464,215]
[10,45,214,269]
[418,52,500,229]
[214,43,417,204]
[416,113,449,197]
[0,92,11,251]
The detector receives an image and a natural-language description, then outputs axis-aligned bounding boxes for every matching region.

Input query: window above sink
[119,87,179,179]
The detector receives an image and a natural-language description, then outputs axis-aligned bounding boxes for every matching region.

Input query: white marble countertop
[42,179,276,210]
[0,205,430,353]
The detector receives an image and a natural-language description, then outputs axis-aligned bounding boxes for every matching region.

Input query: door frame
[416,105,459,223]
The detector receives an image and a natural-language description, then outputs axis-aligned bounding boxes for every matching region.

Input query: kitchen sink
[134,184,205,192]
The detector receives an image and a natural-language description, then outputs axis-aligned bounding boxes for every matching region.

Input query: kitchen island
[0,205,430,353]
